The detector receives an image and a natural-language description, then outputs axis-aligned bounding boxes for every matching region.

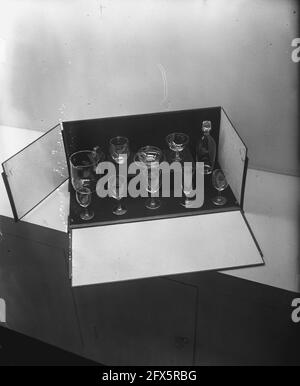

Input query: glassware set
[70,122,228,221]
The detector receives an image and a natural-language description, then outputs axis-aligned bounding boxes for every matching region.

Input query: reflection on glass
[211,169,228,206]
[76,187,94,221]
[69,150,98,192]
[109,136,130,165]
[108,175,127,216]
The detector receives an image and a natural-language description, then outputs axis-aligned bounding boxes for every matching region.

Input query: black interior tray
[63,107,242,229]
[62,107,221,162]
[69,172,240,229]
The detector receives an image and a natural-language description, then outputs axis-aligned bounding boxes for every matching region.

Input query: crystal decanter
[196,121,216,175]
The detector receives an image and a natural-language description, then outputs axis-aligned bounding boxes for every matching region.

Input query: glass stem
[151,196,158,206]
[117,199,122,211]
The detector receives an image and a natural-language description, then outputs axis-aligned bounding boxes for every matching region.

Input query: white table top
[0,125,298,292]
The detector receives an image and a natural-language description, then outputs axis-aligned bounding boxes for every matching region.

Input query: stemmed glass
[109,136,130,165]
[76,187,94,220]
[69,150,98,192]
[166,133,189,162]
[108,175,127,215]
[144,166,161,210]
[135,146,163,210]
[181,164,195,208]
[211,169,228,206]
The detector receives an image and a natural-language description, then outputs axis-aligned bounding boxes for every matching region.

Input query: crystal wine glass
[76,187,94,220]
[109,136,130,165]
[211,169,228,206]
[166,133,189,162]
[108,175,127,215]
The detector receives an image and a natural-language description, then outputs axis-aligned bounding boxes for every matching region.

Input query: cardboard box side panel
[71,211,263,287]
[1,124,68,220]
[218,109,247,206]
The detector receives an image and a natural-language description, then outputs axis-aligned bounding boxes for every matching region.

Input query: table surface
[0,125,298,292]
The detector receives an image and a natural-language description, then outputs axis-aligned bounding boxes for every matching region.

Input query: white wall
[0,0,298,175]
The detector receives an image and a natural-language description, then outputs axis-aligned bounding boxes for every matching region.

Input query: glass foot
[113,206,127,216]
[204,165,213,175]
[180,198,194,209]
[212,195,227,206]
[146,198,161,210]
[80,210,94,221]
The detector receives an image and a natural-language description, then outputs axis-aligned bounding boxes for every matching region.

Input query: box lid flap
[2,123,68,221]
[71,210,263,287]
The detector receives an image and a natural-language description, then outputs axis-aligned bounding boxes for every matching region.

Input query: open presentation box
[2,107,263,287]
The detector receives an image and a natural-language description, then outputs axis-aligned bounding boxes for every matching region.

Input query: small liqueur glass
[76,187,94,221]
[109,136,130,165]
[211,169,228,206]
[108,175,127,215]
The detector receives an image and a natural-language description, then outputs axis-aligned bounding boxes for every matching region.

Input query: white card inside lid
[218,109,247,205]
[2,124,68,220]
[71,211,263,287]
